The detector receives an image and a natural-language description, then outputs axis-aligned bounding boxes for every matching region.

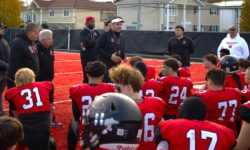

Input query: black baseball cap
[0,22,7,29]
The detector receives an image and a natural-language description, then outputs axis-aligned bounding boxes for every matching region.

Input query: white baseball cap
[111,18,125,23]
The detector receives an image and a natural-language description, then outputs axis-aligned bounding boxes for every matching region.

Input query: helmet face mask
[82,93,142,149]
[219,56,239,73]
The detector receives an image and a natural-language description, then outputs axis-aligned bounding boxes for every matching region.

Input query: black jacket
[79,27,99,61]
[0,36,10,74]
[7,31,39,88]
[95,29,125,69]
[167,36,194,67]
[36,41,54,81]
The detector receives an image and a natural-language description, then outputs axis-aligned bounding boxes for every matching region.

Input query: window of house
[210,25,218,32]
[168,5,178,16]
[100,11,116,22]
[63,9,69,17]
[210,8,218,15]
[193,25,197,31]
[49,9,55,17]
[194,7,198,14]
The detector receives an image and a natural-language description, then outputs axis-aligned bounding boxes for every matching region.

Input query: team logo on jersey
[28,45,37,54]
[183,40,187,45]
[111,37,115,43]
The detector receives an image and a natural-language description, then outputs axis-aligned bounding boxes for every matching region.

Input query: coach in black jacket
[36,29,54,82]
[79,16,100,83]
[95,17,126,83]
[0,22,10,115]
[7,23,39,89]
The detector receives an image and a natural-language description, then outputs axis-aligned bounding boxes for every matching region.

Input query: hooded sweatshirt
[217,33,249,59]
[7,31,39,88]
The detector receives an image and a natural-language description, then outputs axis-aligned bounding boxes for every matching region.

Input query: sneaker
[51,121,62,127]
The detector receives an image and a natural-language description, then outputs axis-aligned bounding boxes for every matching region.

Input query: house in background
[21,0,116,29]
[116,0,243,32]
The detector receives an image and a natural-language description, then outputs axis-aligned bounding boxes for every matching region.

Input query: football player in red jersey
[109,65,166,150]
[133,61,163,97]
[156,96,236,150]
[0,116,24,150]
[159,58,193,119]
[195,69,243,132]
[171,54,191,78]
[129,55,156,80]
[5,68,54,150]
[67,61,115,150]
[202,54,218,71]
[241,67,250,102]
[81,93,142,150]
[220,55,247,90]
[235,101,250,150]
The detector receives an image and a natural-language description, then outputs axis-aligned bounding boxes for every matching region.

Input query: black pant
[23,131,50,150]
[67,120,79,150]
[0,75,6,114]
[80,55,96,83]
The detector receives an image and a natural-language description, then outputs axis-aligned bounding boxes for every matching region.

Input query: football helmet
[82,93,142,150]
[219,55,239,73]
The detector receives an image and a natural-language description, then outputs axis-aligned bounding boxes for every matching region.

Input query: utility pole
[183,0,186,29]
[137,0,141,30]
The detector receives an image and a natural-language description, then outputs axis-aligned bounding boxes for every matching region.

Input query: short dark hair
[206,69,226,87]
[104,20,111,27]
[133,61,147,78]
[163,58,179,72]
[24,22,39,33]
[203,54,218,65]
[179,96,207,121]
[0,117,24,150]
[175,25,184,31]
[171,54,182,62]
[239,58,250,70]
[220,49,230,55]
[85,61,107,78]
[129,55,143,66]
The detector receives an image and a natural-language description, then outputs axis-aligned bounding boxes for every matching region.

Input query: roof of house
[33,0,116,10]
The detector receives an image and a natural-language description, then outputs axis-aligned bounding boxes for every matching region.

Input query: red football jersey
[224,73,246,90]
[140,79,163,97]
[160,76,193,117]
[195,88,242,130]
[5,82,53,115]
[178,67,191,78]
[158,119,236,150]
[70,83,115,115]
[241,87,250,101]
[146,65,156,80]
[239,101,250,123]
[136,97,166,150]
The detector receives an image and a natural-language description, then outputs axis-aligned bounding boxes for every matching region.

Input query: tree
[240,0,250,32]
[0,0,23,28]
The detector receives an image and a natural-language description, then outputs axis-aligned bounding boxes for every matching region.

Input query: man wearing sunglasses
[217,25,249,59]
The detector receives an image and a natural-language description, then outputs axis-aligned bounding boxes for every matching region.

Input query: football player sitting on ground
[239,58,250,73]
[133,61,163,97]
[5,68,55,150]
[129,55,156,80]
[0,116,24,150]
[171,54,191,78]
[68,61,115,150]
[80,93,143,150]
[219,48,230,58]
[220,55,246,90]
[202,54,218,71]
[235,99,250,150]
[159,58,193,120]
[195,69,243,133]
[156,96,236,150]
[109,65,166,150]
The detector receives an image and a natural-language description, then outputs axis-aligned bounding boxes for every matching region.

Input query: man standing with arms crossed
[167,25,194,67]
